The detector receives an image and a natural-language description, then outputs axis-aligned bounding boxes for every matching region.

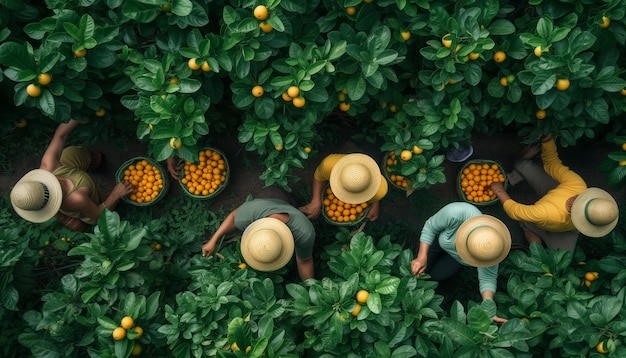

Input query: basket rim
[457,159,508,206]
[116,156,170,206]
[178,147,230,200]
[321,184,370,226]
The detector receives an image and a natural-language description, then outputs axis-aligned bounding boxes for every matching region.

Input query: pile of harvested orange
[179,148,228,198]
[384,151,410,189]
[120,159,165,204]
[459,161,506,204]
[322,186,368,224]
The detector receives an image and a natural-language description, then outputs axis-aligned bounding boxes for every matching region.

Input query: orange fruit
[121,316,134,329]
[556,78,570,91]
[259,22,273,33]
[253,5,268,21]
[621,143,626,151]
[596,341,609,354]
[304,147,311,153]
[74,49,87,57]
[500,77,508,87]
[534,46,542,57]
[493,51,506,63]
[400,150,412,161]
[169,137,182,149]
[131,343,142,356]
[599,16,610,29]
[441,34,452,48]
[292,96,305,108]
[169,76,179,85]
[201,61,211,72]
[188,58,201,70]
[351,304,362,316]
[112,327,126,340]
[287,85,300,98]
[339,102,350,111]
[468,52,480,60]
[133,326,143,338]
[621,88,626,96]
[238,263,247,269]
[95,108,106,117]
[356,290,369,303]
[412,145,423,154]
[281,92,292,101]
[535,109,546,119]
[15,118,27,128]
[26,84,41,97]
[37,73,52,86]
[400,31,411,41]
[251,85,264,97]
[346,6,356,15]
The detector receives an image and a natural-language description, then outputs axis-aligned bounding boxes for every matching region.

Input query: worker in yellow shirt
[490,133,618,252]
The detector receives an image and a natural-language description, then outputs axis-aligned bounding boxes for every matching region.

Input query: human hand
[410,256,427,277]
[202,240,217,257]
[490,182,504,192]
[366,201,379,221]
[493,315,507,324]
[112,181,135,198]
[167,157,182,179]
[299,201,321,219]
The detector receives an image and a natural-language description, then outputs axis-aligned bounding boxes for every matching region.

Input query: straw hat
[455,215,512,267]
[570,188,619,237]
[10,169,63,223]
[329,153,381,204]
[240,218,295,272]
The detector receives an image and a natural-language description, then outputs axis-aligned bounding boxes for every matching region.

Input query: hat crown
[249,229,283,263]
[586,198,618,226]
[11,181,48,211]
[465,226,506,262]
[339,163,371,193]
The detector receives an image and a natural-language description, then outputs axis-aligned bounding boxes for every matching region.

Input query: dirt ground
[2,125,624,251]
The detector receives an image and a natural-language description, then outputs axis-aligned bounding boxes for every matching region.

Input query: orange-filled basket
[457,159,508,206]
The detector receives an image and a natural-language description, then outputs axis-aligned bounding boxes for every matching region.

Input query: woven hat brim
[570,188,619,237]
[329,153,382,204]
[11,169,63,223]
[240,218,295,272]
[455,215,512,268]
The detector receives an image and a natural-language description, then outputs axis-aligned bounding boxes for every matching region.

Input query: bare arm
[296,255,314,281]
[481,291,507,324]
[62,182,135,221]
[202,209,238,257]
[490,182,511,204]
[40,119,81,172]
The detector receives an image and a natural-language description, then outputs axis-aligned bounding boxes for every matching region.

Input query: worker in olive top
[202,197,316,281]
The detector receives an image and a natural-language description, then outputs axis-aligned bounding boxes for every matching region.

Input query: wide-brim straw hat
[240,218,295,272]
[329,153,381,204]
[455,215,512,267]
[571,187,619,238]
[10,169,63,223]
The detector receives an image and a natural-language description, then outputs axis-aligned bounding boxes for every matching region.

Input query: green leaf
[488,19,516,36]
[0,42,35,70]
[63,22,82,41]
[254,96,275,120]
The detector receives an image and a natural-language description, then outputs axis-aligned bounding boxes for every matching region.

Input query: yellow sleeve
[369,175,388,202]
[541,140,586,186]
[313,154,345,181]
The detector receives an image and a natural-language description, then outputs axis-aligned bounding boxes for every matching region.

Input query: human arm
[299,178,325,219]
[202,209,238,257]
[411,241,430,276]
[481,292,507,324]
[40,119,81,172]
[366,201,380,221]
[62,181,135,221]
[477,266,506,323]
[296,255,314,281]
[166,157,182,179]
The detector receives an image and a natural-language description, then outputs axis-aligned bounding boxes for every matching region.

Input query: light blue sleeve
[420,202,481,245]
[477,265,499,293]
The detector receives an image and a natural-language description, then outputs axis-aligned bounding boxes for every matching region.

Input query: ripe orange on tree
[251,85,264,97]
[621,143,626,151]
[180,149,228,197]
[131,343,142,356]
[345,6,356,15]
[499,77,508,87]
[535,109,546,119]
[412,145,423,155]
[468,52,480,60]
[493,50,506,63]
[95,108,106,117]
[169,137,182,149]
[339,102,350,111]
[74,48,87,57]
[304,147,311,153]
[351,304,362,316]
[259,22,273,33]
[169,76,179,85]
[400,31,411,41]
[556,78,570,91]
[14,118,27,128]
[356,290,369,304]
[534,46,542,57]
[37,73,52,85]
[275,145,283,151]
[599,16,611,28]
[287,85,300,98]
[26,83,41,97]
[201,61,211,72]
[188,58,201,70]
[121,159,165,204]
[441,33,452,48]
[253,5,268,21]
[621,88,626,96]
[281,92,292,101]
[292,96,305,108]
[400,150,412,161]
[121,316,134,329]
[133,326,143,339]
[596,341,609,354]
[112,327,126,340]
[322,186,368,223]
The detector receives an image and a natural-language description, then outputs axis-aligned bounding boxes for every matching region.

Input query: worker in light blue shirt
[411,202,512,323]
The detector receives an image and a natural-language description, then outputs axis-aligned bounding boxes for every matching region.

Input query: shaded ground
[1,124,624,300]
